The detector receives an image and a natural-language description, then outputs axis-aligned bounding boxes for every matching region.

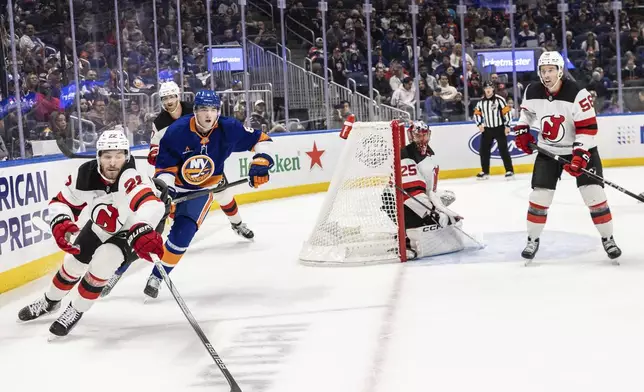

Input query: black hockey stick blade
[172,178,248,204]
[528,142,644,203]
[151,256,242,392]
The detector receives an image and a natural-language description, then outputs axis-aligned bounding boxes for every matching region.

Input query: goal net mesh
[300,121,403,265]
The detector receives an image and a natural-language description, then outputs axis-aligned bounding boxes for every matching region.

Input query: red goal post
[299,120,408,265]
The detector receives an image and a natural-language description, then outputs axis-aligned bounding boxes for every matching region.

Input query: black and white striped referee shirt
[473,95,512,128]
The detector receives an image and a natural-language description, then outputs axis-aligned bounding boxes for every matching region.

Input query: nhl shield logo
[181,155,215,186]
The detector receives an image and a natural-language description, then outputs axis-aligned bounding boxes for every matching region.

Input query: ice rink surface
[2,166,644,392]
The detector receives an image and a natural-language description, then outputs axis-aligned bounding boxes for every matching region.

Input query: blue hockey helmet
[194,90,221,109]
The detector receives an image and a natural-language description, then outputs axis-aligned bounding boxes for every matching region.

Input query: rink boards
[1,113,643,293]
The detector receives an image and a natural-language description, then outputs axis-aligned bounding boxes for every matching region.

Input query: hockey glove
[563,148,590,177]
[513,124,535,155]
[147,144,159,166]
[127,223,164,262]
[248,153,274,188]
[50,214,80,255]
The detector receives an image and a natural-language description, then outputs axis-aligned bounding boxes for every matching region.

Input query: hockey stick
[151,255,242,392]
[528,143,644,203]
[395,185,485,249]
[173,178,248,204]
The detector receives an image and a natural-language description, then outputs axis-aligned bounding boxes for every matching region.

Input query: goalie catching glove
[563,148,590,177]
[127,223,164,262]
[248,153,274,188]
[50,214,80,255]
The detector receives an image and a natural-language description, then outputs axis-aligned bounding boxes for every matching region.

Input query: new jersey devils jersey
[517,80,598,155]
[400,143,440,219]
[150,101,194,146]
[49,159,166,241]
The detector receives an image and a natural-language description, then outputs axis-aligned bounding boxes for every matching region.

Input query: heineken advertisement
[238,154,302,177]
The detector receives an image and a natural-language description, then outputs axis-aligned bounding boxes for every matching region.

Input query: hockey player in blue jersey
[144,90,274,299]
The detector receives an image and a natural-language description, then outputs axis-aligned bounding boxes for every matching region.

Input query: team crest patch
[181,155,215,185]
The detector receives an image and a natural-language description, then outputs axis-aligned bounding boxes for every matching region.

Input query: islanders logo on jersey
[540,115,566,143]
[181,155,216,186]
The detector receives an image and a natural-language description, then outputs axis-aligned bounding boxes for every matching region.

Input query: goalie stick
[150,254,242,392]
[528,143,644,203]
[395,185,485,249]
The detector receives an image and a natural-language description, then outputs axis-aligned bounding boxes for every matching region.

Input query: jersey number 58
[579,95,594,112]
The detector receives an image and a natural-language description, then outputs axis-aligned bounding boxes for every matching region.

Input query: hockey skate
[49,303,83,339]
[143,275,162,300]
[231,222,254,240]
[100,273,122,298]
[476,172,489,180]
[522,237,540,265]
[18,295,61,322]
[602,236,622,263]
[505,171,515,179]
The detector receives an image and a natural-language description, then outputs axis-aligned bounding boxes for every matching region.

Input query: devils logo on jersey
[540,115,566,143]
[91,204,121,233]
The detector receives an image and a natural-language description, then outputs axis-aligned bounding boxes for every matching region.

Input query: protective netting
[300,122,403,265]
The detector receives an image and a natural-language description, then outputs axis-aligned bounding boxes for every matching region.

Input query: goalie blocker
[300,120,465,265]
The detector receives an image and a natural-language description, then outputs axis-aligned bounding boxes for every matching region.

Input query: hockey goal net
[299,121,407,265]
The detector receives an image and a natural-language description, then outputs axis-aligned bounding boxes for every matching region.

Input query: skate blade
[47,333,66,342]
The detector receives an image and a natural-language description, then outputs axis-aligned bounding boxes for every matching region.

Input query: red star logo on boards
[306,142,325,169]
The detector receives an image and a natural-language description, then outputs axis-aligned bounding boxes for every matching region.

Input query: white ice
[1,166,644,392]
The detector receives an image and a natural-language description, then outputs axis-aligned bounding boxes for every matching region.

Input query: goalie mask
[407,121,431,156]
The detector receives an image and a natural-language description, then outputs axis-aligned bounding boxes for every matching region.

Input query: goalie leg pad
[527,188,554,240]
[406,222,465,258]
[579,184,613,238]
[152,215,198,279]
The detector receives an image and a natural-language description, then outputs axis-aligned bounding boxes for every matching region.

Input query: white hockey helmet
[538,51,564,86]
[96,127,130,162]
[158,81,180,98]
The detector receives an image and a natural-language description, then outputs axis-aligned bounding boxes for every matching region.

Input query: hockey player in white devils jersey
[383,121,463,258]
[148,81,193,167]
[17,130,167,337]
[514,51,621,261]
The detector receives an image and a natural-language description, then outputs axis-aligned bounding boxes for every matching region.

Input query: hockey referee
[473,81,514,180]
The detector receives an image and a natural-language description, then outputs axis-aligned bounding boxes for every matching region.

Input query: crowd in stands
[305,0,644,122]
[1,0,643,160]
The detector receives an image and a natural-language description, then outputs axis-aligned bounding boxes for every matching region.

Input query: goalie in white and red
[384,121,464,259]
[17,129,169,338]
[513,51,621,262]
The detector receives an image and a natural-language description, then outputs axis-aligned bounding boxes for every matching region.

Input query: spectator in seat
[373,66,392,104]
[437,73,459,102]
[249,99,271,131]
[425,87,445,123]
[387,61,407,92]
[564,31,576,52]
[450,43,474,69]
[419,64,438,92]
[624,28,641,53]
[331,100,353,130]
[391,76,416,115]
[581,32,600,55]
[418,79,431,101]
[623,58,643,80]
[347,51,365,73]
[19,24,43,54]
[436,25,455,48]
[380,29,401,62]
[371,45,390,68]
[518,22,537,47]
[539,25,557,47]
[474,28,495,49]
[86,97,112,129]
[331,48,348,86]
[34,83,61,123]
[327,21,345,50]
[233,102,246,123]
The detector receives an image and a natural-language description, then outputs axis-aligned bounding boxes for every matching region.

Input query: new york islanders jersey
[150,102,193,146]
[517,80,598,155]
[49,159,166,240]
[155,115,271,193]
[400,143,440,219]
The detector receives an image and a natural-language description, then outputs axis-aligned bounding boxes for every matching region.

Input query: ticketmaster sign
[477,50,536,73]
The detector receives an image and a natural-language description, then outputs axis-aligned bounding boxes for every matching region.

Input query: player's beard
[543,77,561,92]
[101,164,121,182]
